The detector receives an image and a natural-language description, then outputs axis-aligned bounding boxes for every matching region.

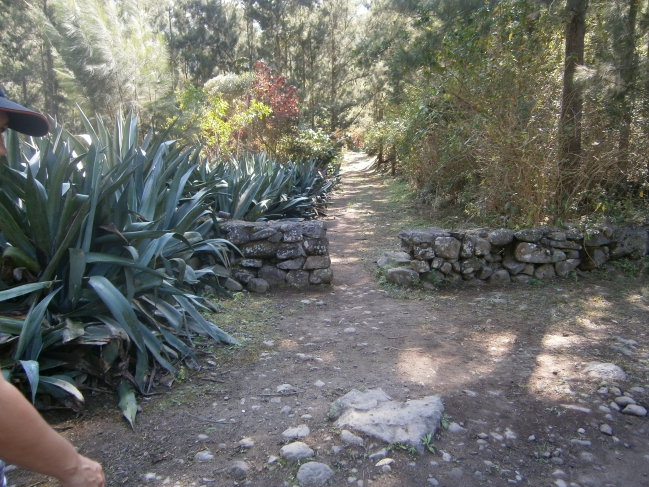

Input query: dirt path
[11,153,649,487]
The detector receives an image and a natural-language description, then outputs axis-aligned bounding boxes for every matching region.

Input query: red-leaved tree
[251,60,299,155]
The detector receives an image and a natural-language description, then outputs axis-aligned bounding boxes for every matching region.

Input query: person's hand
[57,454,105,487]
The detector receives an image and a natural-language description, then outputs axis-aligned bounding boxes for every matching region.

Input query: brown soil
[9,153,649,487]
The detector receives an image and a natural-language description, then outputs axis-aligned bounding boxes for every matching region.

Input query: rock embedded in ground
[584,362,627,381]
[447,422,466,433]
[277,384,296,393]
[622,404,648,417]
[296,462,334,486]
[579,452,596,464]
[282,424,310,439]
[447,467,463,479]
[599,424,613,435]
[490,432,504,442]
[504,428,517,440]
[228,461,249,479]
[331,389,444,454]
[280,442,314,462]
[369,449,387,460]
[615,396,636,407]
[340,429,364,446]
[194,450,213,462]
[328,388,392,419]
[238,437,254,449]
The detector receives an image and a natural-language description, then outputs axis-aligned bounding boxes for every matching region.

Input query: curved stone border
[385,226,648,287]
[220,220,333,292]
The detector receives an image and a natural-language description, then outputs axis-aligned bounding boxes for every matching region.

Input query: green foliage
[361,0,649,225]
[45,0,172,125]
[284,129,340,170]
[196,152,339,221]
[387,442,418,456]
[169,0,240,84]
[0,111,237,411]
[420,433,436,454]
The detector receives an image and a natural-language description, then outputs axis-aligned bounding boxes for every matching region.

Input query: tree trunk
[559,0,588,198]
[329,10,338,133]
[616,0,639,166]
[42,0,58,119]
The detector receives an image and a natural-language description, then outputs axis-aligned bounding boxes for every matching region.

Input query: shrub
[0,111,237,412]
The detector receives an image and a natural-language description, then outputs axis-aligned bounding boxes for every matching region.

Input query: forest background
[2,0,649,225]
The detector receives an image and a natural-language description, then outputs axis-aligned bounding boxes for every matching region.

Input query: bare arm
[0,373,104,487]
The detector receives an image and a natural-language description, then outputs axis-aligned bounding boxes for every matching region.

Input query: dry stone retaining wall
[221,220,332,293]
[386,226,648,287]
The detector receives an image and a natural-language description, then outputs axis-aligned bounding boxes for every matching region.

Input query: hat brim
[0,97,50,137]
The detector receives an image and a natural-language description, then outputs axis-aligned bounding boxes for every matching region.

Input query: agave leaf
[163,165,196,229]
[0,198,37,260]
[143,296,182,331]
[88,276,145,353]
[3,129,23,171]
[85,252,166,278]
[159,328,196,359]
[62,319,87,343]
[41,194,92,282]
[0,281,55,302]
[140,325,174,373]
[0,316,23,334]
[68,249,86,309]
[39,375,84,402]
[24,170,50,254]
[20,360,39,403]
[173,294,238,345]
[169,258,187,283]
[14,288,60,360]
[117,380,137,430]
[80,152,105,253]
[135,347,148,392]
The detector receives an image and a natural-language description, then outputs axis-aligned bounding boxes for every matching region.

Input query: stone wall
[384,226,648,287]
[220,220,332,293]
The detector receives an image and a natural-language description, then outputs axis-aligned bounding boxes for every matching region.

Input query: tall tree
[0,0,46,109]
[45,0,172,124]
[559,0,588,195]
[322,0,363,132]
[613,0,640,165]
[170,0,240,85]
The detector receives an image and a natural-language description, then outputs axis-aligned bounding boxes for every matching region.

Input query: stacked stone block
[389,226,648,287]
[221,220,333,292]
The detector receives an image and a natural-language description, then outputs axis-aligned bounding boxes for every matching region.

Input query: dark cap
[0,86,50,137]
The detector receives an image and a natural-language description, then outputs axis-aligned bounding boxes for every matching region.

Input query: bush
[281,128,340,170]
[195,151,340,221]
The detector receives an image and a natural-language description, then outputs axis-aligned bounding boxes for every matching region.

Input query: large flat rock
[331,389,444,454]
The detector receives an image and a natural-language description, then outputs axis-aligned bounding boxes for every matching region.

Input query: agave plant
[0,111,237,418]
[193,152,339,221]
